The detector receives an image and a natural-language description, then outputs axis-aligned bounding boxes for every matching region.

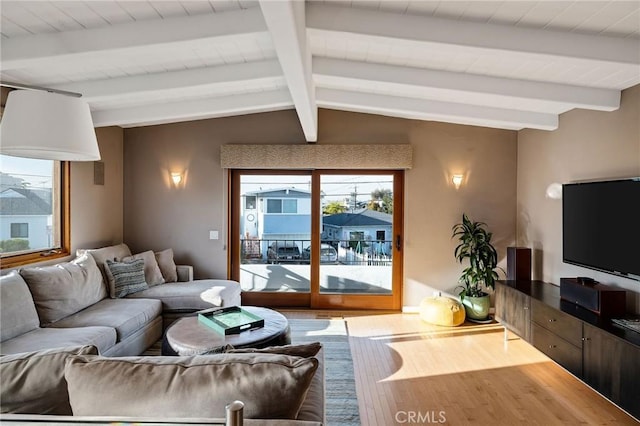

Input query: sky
[240,174,394,202]
[0,155,53,188]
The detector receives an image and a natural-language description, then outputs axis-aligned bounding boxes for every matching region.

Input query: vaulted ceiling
[1,1,639,141]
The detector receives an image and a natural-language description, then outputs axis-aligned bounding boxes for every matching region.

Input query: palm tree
[323,201,347,215]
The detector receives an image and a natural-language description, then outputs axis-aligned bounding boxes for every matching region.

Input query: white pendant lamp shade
[0,90,101,161]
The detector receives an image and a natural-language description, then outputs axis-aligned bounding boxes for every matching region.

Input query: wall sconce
[0,82,100,161]
[452,174,464,189]
[171,172,183,187]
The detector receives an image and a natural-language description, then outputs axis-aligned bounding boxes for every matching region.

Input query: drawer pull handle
[548,319,556,322]
[523,307,529,310]
[549,345,557,349]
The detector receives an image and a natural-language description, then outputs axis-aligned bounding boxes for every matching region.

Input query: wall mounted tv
[562,178,640,281]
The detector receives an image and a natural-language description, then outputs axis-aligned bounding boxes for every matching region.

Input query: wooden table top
[162,306,290,355]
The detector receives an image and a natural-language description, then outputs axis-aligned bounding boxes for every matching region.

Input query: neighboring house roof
[323,209,392,227]
[244,188,311,198]
[0,188,52,215]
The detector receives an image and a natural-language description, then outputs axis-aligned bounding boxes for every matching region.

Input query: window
[376,230,385,241]
[267,199,281,213]
[266,199,298,214]
[10,223,28,238]
[0,155,70,268]
[245,196,256,210]
[283,199,297,213]
[349,231,365,241]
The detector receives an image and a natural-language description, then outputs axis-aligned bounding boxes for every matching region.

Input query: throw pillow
[155,248,178,283]
[65,353,318,419]
[19,254,106,325]
[225,342,322,358]
[123,250,165,286]
[77,243,132,288]
[0,345,98,415]
[104,259,148,298]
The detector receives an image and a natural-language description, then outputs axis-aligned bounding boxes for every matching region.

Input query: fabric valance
[220,144,412,169]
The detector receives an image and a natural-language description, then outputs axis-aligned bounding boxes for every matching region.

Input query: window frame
[1,161,71,269]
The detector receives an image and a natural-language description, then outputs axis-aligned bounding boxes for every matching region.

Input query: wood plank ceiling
[1,1,639,141]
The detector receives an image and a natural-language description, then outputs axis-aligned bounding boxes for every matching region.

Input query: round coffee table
[161,306,291,356]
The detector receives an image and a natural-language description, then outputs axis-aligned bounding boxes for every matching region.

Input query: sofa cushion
[125,279,241,312]
[105,259,149,298]
[19,254,106,325]
[0,345,98,415]
[79,243,132,287]
[123,250,164,286]
[0,326,116,355]
[65,353,318,419]
[155,248,178,283]
[0,271,40,342]
[50,298,162,342]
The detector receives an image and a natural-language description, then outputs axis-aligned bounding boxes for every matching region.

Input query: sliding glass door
[231,170,403,310]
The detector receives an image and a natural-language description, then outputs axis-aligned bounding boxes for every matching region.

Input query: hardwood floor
[281,310,638,425]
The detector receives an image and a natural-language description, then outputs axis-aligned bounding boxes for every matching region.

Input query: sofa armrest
[176,265,193,282]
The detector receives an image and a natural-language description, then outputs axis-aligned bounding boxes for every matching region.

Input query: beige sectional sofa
[0,243,325,425]
[0,243,241,356]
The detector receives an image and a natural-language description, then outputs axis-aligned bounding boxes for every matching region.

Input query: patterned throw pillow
[105,259,148,298]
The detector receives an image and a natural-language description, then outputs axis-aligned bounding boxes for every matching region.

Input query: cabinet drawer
[531,299,583,347]
[532,323,583,376]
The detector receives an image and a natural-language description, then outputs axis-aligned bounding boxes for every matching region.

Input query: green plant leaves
[452,213,500,296]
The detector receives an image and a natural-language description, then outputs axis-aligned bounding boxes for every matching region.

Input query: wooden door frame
[311,170,403,310]
[229,169,403,310]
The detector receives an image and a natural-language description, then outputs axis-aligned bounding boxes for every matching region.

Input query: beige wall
[123,109,517,307]
[71,126,125,252]
[517,84,640,313]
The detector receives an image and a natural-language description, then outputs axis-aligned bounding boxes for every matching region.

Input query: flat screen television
[563,178,640,281]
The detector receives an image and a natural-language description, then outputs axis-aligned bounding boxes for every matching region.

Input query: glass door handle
[396,235,401,251]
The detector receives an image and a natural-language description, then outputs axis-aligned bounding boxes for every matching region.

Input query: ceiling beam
[259,0,317,142]
[307,3,640,68]
[0,7,267,71]
[314,58,621,113]
[49,60,284,105]
[91,89,293,128]
[317,88,558,131]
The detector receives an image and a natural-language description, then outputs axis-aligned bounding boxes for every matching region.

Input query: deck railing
[240,238,392,266]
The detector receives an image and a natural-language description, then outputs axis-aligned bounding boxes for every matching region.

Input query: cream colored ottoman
[419,296,466,326]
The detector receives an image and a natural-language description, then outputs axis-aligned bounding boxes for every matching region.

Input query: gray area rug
[289,319,360,426]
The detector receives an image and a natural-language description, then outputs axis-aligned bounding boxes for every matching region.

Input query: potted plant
[452,213,501,321]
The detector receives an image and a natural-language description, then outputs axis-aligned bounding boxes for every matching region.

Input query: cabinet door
[619,341,640,420]
[583,324,619,400]
[495,283,531,341]
[583,324,640,419]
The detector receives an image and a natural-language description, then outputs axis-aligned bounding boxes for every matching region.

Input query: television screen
[563,178,640,281]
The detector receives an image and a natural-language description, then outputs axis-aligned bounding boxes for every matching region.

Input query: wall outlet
[209,230,219,240]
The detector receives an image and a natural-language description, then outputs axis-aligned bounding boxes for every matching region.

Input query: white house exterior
[0,188,52,251]
[241,188,311,260]
[322,209,393,256]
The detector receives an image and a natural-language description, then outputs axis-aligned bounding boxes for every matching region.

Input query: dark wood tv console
[495,280,640,420]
